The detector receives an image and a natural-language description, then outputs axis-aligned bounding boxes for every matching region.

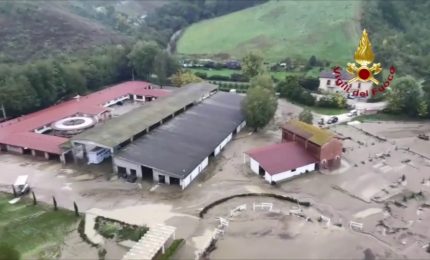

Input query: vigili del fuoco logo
[332,29,396,98]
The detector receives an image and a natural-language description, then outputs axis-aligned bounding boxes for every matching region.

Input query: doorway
[141,165,153,181]
[158,175,165,184]
[170,177,180,185]
[258,166,265,176]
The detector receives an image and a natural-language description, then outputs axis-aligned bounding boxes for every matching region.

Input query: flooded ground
[1,100,430,258]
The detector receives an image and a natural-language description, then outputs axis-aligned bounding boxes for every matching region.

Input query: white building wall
[270,163,315,183]
[214,146,221,156]
[113,157,143,178]
[6,145,23,154]
[319,77,373,98]
[250,158,260,174]
[133,95,145,102]
[103,95,130,107]
[180,157,209,189]
[34,125,52,134]
[236,120,246,133]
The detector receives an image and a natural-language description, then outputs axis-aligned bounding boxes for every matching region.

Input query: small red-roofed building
[245,120,342,184]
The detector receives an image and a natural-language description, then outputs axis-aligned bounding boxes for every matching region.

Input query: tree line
[0,42,180,117]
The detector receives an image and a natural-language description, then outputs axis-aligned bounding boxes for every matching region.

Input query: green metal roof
[283,120,334,146]
[71,82,218,148]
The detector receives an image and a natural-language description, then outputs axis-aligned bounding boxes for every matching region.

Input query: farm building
[319,70,372,98]
[245,120,342,184]
[113,91,246,189]
[0,81,168,163]
[71,83,218,164]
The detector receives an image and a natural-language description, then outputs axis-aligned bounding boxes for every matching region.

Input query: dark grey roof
[72,82,217,148]
[320,70,353,80]
[115,92,245,178]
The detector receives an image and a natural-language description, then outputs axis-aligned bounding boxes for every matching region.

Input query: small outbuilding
[245,142,317,184]
[245,120,342,184]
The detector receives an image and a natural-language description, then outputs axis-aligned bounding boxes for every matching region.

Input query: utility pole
[0,104,6,121]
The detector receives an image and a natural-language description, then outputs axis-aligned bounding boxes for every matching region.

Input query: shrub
[300,91,316,106]
[157,239,185,260]
[299,77,319,91]
[0,244,20,260]
[95,217,148,242]
[194,72,207,79]
[97,221,119,239]
[118,225,149,242]
[207,74,230,81]
[230,73,248,82]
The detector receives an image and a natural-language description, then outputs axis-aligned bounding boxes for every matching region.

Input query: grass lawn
[189,68,319,82]
[355,113,415,122]
[306,106,348,115]
[154,239,185,260]
[0,194,79,259]
[189,68,237,77]
[177,1,361,63]
[286,99,348,115]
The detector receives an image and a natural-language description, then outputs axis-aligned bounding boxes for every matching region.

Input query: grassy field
[285,99,347,115]
[356,113,415,122]
[190,67,321,81]
[177,0,362,63]
[306,106,348,115]
[0,194,79,259]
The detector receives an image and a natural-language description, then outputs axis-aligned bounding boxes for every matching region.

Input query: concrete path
[84,211,104,245]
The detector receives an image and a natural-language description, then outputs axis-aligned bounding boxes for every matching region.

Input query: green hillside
[177,0,362,63]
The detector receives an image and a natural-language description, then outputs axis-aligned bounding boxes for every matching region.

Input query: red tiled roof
[246,142,318,175]
[0,81,169,154]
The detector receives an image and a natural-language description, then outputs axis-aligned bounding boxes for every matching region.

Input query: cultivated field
[0,194,78,259]
[177,0,362,62]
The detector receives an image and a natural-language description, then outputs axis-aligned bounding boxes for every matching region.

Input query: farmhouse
[113,91,246,189]
[319,70,372,98]
[0,81,168,163]
[245,120,342,184]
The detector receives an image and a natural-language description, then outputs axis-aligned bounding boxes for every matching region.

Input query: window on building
[327,80,331,86]
[358,83,361,89]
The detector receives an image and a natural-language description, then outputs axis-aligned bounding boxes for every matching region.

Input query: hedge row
[199,193,311,218]
[195,72,249,82]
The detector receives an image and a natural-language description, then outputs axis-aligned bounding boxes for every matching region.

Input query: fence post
[12,185,17,198]
[32,191,37,205]
[53,196,58,211]
[74,201,79,217]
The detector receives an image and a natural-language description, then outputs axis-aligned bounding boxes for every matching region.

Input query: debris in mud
[363,248,376,260]
[393,201,407,208]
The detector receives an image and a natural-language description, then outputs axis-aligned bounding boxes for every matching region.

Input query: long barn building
[113,92,246,189]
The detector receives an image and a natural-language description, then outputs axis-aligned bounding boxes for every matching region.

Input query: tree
[169,70,202,87]
[417,98,428,118]
[332,93,347,108]
[306,55,317,69]
[299,77,319,91]
[242,86,277,131]
[153,51,168,85]
[249,73,274,92]
[241,51,264,78]
[0,76,40,115]
[386,76,420,116]
[127,41,161,80]
[0,244,20,260]
[299,109,313,124]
